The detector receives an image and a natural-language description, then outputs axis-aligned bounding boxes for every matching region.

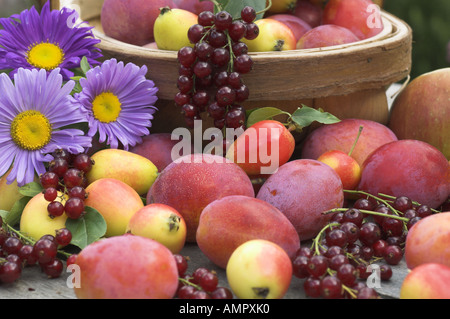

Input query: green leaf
[4,196,32,226]
[18,182,43,198]
[246,106,291,127]
[65,206,107,250]
[291,105,341,129]
[214,0,267,19]
[80,56,91,75]
[0,210,9,220]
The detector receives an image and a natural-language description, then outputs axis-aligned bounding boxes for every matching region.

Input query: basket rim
[87,10,408,61]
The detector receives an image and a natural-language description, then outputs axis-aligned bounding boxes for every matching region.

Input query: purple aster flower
[74,58,159,150]
[0,67,92,187]
[0,1,102,80]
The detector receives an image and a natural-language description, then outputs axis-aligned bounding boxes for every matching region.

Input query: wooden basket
[47,0,412,134]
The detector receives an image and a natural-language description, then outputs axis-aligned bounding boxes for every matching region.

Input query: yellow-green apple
[101,0,178,46]
[296,24,359,49]
[196,195,300,269]
[317,125,363,192]
[301,118,398,167]
[172,0,213,15]
[84,178,144,237]
[0,168,25,212]
[317,150,361,191]
[404,212,450,269]
[126,203,186,254]
[388,68,450,160]
[153,7,198,51]
[267,0,298,13]
[86,148,158,196]
[73,235,179,299]
[358,140,450,209]
[265,14,312,43]
[242,18,297,52]
[226,239,293,299]
[20,192,68,241]
[400,263,450,299]
[147,153,255,242]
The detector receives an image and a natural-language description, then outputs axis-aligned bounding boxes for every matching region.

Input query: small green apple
[0,168,25,212]
[226,239,292,299]
[317,125,363,192]
[126,203,187,254]
[242,18,297,52]
[20,192,68,241]
[153,7,198,51]
[317,150,361,191]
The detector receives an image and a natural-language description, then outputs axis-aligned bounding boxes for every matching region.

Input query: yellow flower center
[27,42,65,71]
[11,110,52,151]
[92,92,122,123]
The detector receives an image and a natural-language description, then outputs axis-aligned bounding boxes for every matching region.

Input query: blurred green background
[383,0,450,79]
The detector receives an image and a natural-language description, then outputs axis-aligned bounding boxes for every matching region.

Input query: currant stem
[377,193,441,214]
[323,207,409,223]
[344,190,402,217]
[256,0,272,17]
[312,222,341,255]
[178,276,203,290]
[3,221,73,258]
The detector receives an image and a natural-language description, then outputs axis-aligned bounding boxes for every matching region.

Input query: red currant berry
[43,187,58,202]
[64,197,85,219]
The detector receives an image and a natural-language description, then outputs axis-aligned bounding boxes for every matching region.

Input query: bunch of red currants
[175,6,260,130]
[39,149,94,220]
[0,216,75,283]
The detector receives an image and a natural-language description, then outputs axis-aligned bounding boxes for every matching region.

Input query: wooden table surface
[0,242,408,299]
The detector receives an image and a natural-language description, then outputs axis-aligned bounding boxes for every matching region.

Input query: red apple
[73,235,179,299]
[358,140,450,209]
[129,133,193,172]
[296,24,359,49]
[400,263,450,299]
[268,14,312,42]
[388,68,450,160]
[101,0,178,46]
[404,212,450,269]
[292,0,323,28]
[172,0,213,15]
[323,0,384,40]
[147,154,255,242]
[257,159,344,241]
[301,118,398,167]
[226,120,296,175]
